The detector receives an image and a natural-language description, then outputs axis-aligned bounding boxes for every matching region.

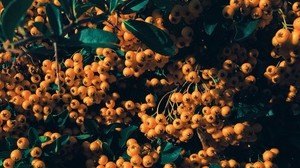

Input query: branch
[196,128,209,150]
[53,42,61,92]
[0,15,103,52]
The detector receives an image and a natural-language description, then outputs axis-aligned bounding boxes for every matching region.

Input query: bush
[0,0,300,167]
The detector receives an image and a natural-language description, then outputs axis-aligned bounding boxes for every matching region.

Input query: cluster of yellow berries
[223,0,276,29]
[266,1,300,103]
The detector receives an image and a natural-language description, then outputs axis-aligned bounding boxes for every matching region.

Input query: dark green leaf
[234,19,259,41]
[76,134,93,140]
[102,142,114,159]
[119,125,138,148]
[84,118,100,135]
[0,151,10,158]
[28,127,39,145]
[203,6,223,36]
[115,49,125,57]
[39,136,51,143]
[90,14,108,24]
[5,137,17,150]
[59,0,75,20]
[152,0,172,12]
[46,3,63,37]
[0,158,3,167]
[45,114,55,125]
[88,0,106,11]
[160,142,182,164]
[109,0,123,13]
[44,135,70,154]
[103,123,122,135]
[0,0,34,40]
[63,28,119,49]
[204,22,218,36]
[121,0,149,14]
[0,0,10,7]
[50,83,59,91]
[56,135,70,152]
[55,110,69,127]
[32,22,51,36]
[123,20,176,56]
[210,164,222,168]
[15,163,32,168]
[75,2,94,18]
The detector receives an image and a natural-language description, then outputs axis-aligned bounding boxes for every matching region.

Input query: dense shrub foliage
[0,0,300,167]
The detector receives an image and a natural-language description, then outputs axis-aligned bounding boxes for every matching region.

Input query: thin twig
[0,15,102,52]
[53,42,61,92]
[196,128,209,150]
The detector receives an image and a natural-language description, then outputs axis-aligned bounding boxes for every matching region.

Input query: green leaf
[0,151,10,158]
[28,127,39,145]
[204,22,218,36]
[56,135,70,152]
[203,6,223,36]
[103,123,122,135]
[39,136,51,143]
[121,0,149,14]
[32,22,51,36]
[76,134,93,140]
[88,0,106,12]
[5,137,17,150]
[0,158,3,167]
[0,0,10,7]
[75,2,94,18]
[55,110,69,127]
[63,28,119,49]
[59,0,75,20]
[118,125,138,148]
[0,0,34,40]
[109,0,123,13]
[123,20,176,56]
[90,14,108,24]
[210,164,222,168]
[152,0,172,12]
[234,19,259,41]
[44,135,70,154]
[84,118,100,135]
[46,3,63,37]
[160,142,182,164]
[102,142,114,159]
[15,163,32,168]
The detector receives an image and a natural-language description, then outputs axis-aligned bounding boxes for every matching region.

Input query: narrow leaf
[123,20,176,56]
[109,0,123,13]
[118,125,138,148]
[63,28,119,49]
[46,3,63,37]
[32,22,51,36]
[76,134,93,140]
[210,164,222,168]
[0,0,10,7]
[75,2,94,17]
[28,127,39,145]
[88,0,106,11]
[102,142,114,159]
[84,118,100,135]
[55,110,69,127]
[39,136,51,143]
[160,142,182,164]
[234,19,259,41]
[121,0,149,14]
[0,151,10,158]
[0,0,34,40]
[204,22,218,35]
[59,0,75,20]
